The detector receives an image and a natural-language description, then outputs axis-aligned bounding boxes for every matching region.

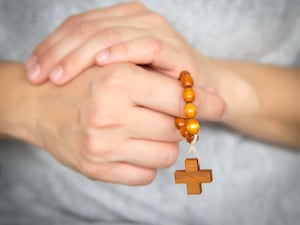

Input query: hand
[29,63,225,185]
[24,2,204,85]
[22,1,300,149]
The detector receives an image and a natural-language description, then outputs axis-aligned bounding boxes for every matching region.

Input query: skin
[1,2,300,185]
[25,2,300,147]
[0,61,224,185]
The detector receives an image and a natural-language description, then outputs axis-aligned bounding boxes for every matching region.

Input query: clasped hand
[25,2,225,185]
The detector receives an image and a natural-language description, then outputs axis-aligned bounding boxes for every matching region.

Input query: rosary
[174,71,212,195]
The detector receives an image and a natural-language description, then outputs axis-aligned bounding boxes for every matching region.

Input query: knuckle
[82,135,100,156]
[145,37,161,56]
[102,64,131,89]
[40,50,58,66]
[81,136,117,163]
[63,14,82,30]
[127,66,152,101]
[35,41,50,56]
[94,111,110,128]
[61,55,80,75]
[81,136,116,162]
[89,105,114,128]
[115,42,130,58]
[74,22,95,40]
[80,99,112,128]
[101,28,123,45]
[80,163,99,180]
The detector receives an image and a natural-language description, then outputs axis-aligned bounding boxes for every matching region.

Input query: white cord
[185,134,200,160]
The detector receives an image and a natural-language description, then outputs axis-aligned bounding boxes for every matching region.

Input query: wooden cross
[175,158,212,195]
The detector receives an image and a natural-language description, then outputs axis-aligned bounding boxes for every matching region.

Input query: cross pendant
[174,158,212,195]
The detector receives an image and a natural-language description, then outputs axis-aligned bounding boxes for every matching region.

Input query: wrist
[194,55,260,123]
[0,61,38,144]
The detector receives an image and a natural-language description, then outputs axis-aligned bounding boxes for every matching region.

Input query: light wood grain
[175,158,212,195]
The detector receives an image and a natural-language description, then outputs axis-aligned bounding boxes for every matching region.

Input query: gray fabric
[0,0,300,224]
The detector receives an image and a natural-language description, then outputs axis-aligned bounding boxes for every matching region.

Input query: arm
[0,61,36,143]
[210,59,300,148]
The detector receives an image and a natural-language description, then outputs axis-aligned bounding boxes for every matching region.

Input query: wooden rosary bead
[176,71,199,142]
[175,71,212,195]
[186,118,200,135]
[184,103,197,118]
[179,70,191,81]
[181,75,194,88]
[186,133,194,143]
[179,126,188,138]
[183,88,195,103]
[175,117,186,129]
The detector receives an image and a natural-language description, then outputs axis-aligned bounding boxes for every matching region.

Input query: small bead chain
[175,71,200,143]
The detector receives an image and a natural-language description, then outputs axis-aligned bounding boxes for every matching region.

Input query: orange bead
[175,117,186,129]
[186,133,194,143]
[179,126,188,138]
[183,88,195,103]
[186,119,200,135]
[181,75,193,88]
[179,70,191,81]
[184,103,197,118]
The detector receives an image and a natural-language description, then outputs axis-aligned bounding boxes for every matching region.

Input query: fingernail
[28,63,41,81]
[96,49,110,63]
[50,65,64,82]
[25,55,37,71]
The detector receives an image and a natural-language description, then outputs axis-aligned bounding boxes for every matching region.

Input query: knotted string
[185,134,200,161]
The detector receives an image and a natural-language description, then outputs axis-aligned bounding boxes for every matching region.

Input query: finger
[81,99,181,142]
[42,28,147,85]
[122,138,179,169]
[127,66,226,121]
[127,106,182,142]
[79,159,157,186]
[25,3,150,83]
[96,37,183,78]
[27,2,149,64]
[79,128,179,169]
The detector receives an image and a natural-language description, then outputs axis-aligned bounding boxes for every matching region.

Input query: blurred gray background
[0,0,300,225]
